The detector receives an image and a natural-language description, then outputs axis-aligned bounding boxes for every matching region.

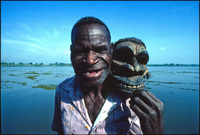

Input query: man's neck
[80,81,111,124]
[80,76,112,98]
[81,85,104,98]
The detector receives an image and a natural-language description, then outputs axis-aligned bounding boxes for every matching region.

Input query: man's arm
[58,132,64,135]
[129,90,164,134]
[52,86,64,133]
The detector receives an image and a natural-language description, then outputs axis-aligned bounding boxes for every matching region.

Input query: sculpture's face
[111,41,149,93]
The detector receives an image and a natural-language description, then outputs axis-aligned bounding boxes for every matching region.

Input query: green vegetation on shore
[1,62,72,67]
[147,63,199,66]
[1,62,199,67]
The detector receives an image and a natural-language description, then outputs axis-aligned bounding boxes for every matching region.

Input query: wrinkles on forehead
[72,24,109,45]
[75,35,108,46]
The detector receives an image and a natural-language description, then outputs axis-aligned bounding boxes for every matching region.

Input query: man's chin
[79,75,106,87]
[78,69,109,88]
[81,79,104,88]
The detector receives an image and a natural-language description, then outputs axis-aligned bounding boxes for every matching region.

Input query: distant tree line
[147,63,199,66]
[1,62,198,67]
[1,62,72,67]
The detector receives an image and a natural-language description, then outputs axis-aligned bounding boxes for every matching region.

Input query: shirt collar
[60,75,122,131]
[91,89,121,132]
[60,75,79,92]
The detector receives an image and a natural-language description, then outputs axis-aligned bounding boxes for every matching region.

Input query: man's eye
[95,47,108,53]
[74,50,81,54]
[137,52,149,64]
[73,49,86,55]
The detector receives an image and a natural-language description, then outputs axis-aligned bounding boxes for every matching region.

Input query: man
[52,16,164,134]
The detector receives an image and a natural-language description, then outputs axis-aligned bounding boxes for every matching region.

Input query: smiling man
[70,18,113,125]
[51,17,116,134]
[51,17,164,134]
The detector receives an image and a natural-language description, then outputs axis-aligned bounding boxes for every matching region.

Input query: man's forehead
[75,24,108,35]
[72,24,109,44]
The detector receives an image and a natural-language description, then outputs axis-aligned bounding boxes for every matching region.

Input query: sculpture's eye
[114,48,134,64]
[137,51,149,64]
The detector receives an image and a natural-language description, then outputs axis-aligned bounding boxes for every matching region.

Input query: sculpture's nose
[133,57,140,72]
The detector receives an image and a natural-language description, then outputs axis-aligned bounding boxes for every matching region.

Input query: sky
[1,1,199,64]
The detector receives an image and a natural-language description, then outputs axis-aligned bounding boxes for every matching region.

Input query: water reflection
[1,66,199,134]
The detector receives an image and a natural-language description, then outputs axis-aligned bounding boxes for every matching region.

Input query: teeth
[116,83,145,91]
[127,86,132,90]
[86,71,98,74]
[132,85,136,89]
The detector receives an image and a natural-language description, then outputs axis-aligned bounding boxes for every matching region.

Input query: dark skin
[70,24,112,124]
[61,23,164,134]
[130,90,164,134]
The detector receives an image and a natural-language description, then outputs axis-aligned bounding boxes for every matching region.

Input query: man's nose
[133,57,140,72]
[85,51,98,65]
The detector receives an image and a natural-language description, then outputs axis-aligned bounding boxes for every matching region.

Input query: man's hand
[130,90,164,134]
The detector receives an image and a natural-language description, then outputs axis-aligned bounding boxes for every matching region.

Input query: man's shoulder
[57,75,78,92]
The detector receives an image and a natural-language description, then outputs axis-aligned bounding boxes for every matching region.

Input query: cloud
[26,48,44,54]
[3,27,48,45]
[23,34,47,44]
[160,47,165,51]
[3,32,14,37]
[53,29,60,36]
[62,25,72,30]
[55,49,64,53]
[18,23,32,32]
[64,51,71,55]
[2,39,52,53]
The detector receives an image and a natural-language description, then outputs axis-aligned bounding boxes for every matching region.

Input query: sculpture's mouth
[115,82,145,93]
[111,75,145,93]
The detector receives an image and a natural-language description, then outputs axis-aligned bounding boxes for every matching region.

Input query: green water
[1,66,199,134]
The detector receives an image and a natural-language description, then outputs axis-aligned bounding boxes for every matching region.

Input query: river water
[1,66,199,134]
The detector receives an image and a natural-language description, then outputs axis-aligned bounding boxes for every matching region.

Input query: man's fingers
[131,103,146,119]
[130,90,164,134]
[145,91,164,113]
[132,90,155,107]
[146,90,162,103]
[131,97,152,115]
[131,90,164,114]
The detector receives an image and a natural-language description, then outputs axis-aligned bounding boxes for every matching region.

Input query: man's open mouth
[83,69,104,78]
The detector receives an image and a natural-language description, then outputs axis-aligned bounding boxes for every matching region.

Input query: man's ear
[70,45,73,62]
[110,42,114,50]
[70,44,72,51]
[110,42,114,54]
